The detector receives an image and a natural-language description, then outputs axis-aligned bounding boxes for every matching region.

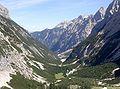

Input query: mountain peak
[55,20,70,28]
[94,7,105,22]
[105,0,120,18]
[98,7,105,13]
[113,0,120,2]
[0,4,9,18]
[78,15,83,19]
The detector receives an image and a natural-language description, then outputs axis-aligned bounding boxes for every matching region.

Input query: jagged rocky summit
[0,4,9,19]
[31,7,105,61]
[65,0,120,67]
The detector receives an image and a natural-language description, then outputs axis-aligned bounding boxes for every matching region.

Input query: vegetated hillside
[0,9,61,89]
[31,7,105,60]
[49,0,120,87]
[1,0,120,89]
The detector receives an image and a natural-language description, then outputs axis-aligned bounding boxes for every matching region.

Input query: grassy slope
[55,63,119,87]
[9,73,45,89]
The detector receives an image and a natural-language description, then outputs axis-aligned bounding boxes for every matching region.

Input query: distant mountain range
[31,7,105,60]
[1,0,120,88]
[31,0,120,87]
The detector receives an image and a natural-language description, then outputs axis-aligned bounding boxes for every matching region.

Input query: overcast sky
[0,0,112,32]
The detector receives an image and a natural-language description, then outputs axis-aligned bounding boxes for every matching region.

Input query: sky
[0,0,112,32]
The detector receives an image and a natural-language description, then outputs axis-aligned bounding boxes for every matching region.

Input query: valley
[0,0,120,89]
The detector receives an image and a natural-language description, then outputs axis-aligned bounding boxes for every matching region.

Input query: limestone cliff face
[0,4,60,88]
[32,7,105,56]
[0,4,9,18]
[65,0,120,66]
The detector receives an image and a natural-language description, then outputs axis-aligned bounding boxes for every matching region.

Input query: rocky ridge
[0,5,59,88]
[65,0,120,67]
[32,7,105,61]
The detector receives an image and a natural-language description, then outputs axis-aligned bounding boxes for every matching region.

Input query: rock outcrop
[0,4,9,18]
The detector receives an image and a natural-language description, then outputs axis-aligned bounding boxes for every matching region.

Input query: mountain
[0,4,61,89]
[94,7,105,22]
[0,4,9,18]
[31,23,66,49]
[56,0,120,87]
[31,7,105,60]
[65,0,120,68]
[1,0,120,88]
